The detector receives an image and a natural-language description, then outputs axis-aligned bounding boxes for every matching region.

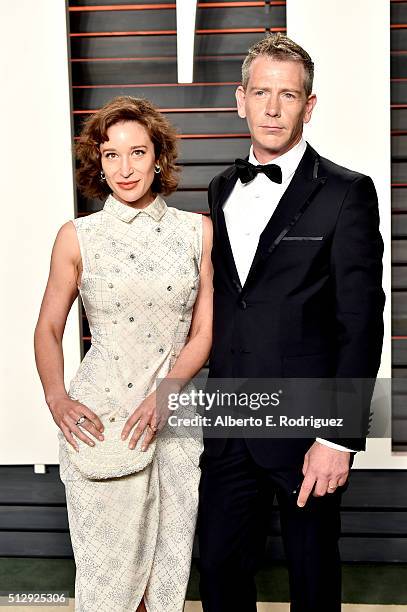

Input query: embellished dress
[58,194,204,612]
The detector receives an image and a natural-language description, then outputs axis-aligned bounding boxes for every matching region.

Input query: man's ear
[303,94,317,125]
[235,86,247,119]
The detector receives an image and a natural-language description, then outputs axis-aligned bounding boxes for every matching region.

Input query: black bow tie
[235,158,282,185]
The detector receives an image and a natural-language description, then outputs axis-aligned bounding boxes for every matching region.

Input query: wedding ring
[328,484,337,490]
[75,416,86,425]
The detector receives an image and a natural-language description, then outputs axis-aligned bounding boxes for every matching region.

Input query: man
[198,34,385,612]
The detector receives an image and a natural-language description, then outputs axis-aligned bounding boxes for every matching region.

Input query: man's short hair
[241,33,314,96]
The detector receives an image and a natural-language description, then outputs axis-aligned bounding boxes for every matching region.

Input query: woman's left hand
[121,382,180,451]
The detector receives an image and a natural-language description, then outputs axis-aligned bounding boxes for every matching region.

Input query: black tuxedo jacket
[206,143,385,468]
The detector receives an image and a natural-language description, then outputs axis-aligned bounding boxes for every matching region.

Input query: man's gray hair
[241,33,314,96]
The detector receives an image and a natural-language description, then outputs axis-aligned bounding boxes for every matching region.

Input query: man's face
[236,56,317,163]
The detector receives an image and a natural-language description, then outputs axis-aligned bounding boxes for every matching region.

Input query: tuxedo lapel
[210,144,327,292]
[242,144,327,292]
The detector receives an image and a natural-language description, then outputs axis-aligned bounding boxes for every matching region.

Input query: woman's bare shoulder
[52,221,81,264]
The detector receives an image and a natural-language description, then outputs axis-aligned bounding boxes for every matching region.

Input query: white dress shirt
[223,138,354,454]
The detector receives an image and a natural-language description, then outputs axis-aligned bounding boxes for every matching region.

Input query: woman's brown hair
[76,96,179,199]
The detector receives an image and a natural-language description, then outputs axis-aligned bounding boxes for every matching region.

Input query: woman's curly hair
[76,96,180,199]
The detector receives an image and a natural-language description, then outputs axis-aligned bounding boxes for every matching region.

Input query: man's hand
[297,441,350,508]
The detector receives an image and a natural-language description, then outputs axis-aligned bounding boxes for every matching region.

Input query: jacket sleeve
[207,176,218,218]
[327,175,385,450]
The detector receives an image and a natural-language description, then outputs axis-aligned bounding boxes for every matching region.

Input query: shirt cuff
[316,438,355,452]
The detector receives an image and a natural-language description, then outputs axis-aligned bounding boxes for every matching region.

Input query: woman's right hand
[50,396,105,451]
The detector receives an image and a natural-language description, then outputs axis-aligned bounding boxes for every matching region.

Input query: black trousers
[198,438,346,612]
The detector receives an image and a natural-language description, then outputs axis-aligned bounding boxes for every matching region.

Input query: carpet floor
[2,602,407,611]
[0,559,406,606]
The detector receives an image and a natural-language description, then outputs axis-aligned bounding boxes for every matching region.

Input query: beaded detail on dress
[58,194,203,611]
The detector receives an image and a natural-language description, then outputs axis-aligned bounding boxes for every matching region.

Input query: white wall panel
[287,0,398,467]
[0,1,80,464]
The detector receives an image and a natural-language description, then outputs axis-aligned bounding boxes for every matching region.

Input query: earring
[100,170,106,180]
[154,164,161,174]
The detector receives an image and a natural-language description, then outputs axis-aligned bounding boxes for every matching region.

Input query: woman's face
[100,120,157,207]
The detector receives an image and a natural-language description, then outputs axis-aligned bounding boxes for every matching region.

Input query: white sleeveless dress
[58,194,204,612]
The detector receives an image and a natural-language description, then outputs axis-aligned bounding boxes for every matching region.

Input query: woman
[34,96,213,612]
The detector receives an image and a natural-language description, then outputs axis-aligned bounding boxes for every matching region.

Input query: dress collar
[103,193,167,223]
[248,138,307,183]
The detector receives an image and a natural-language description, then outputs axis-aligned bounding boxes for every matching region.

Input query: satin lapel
[211,166,241,286]
[242,144,327,293]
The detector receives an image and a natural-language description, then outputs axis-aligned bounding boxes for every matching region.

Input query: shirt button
[240,300,247,310]
[156,227,161,233]
[112,241,116,246]
[130,253,135,259]
[108,283,113,288]
[95,254,100,259]
[158,348,164,353]
[105,387,110,393]
[112,320,117,325]
[147,302,153,307]
[171,351,176,356]
[129,317,134,322]
[181,302,186,307]
[167,286,172,291]
[114,355,119,360]
[179,315,185,321]
[116,302,121,307]
[114,268,120,273]
[109,416,115,422]
[147,333,152,338]
[128,383,133,388]
[144,365,149,369]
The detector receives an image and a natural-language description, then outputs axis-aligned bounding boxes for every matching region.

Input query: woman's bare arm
[34,222,104,449]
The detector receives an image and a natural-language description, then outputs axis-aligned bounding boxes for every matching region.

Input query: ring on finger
[328,483,338,491]
[75,415,86,426]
